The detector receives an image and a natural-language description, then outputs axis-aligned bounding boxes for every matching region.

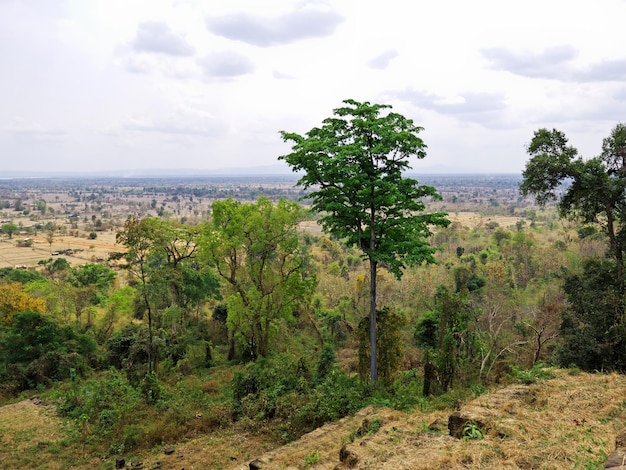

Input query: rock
[605,451,626,469]
[163,447,175,455]
[605,431,626,469]
[448,411,487,439]
[249,459,264,469]
[130,461,144,469]
[339,444,359,468]
[428,419,448,432]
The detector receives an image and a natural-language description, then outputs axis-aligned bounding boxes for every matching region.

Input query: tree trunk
[369,257,378,383]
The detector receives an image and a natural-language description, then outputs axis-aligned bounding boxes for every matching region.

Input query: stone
[339,444,359,468]
[249,459,264,469]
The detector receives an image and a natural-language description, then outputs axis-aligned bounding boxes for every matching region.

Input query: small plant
[304,450,320,467]
[462,423,483,441]
[508,363,553,384]
[568,366,582,376]
[574,428,607,469]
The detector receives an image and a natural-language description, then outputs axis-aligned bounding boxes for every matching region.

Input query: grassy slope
[2,369,626,469]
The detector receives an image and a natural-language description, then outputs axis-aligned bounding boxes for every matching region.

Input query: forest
[1,101,626,469]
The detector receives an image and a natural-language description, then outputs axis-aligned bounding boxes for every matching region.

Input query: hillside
[229,368,626,470]
[2,369,626,469]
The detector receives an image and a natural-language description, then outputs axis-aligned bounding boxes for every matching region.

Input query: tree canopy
[521,123,626,371]
[200,196,316,359]
[280,99,449,382]
[520,124,626,284]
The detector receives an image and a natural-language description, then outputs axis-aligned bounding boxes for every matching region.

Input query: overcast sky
[2,0,625,174]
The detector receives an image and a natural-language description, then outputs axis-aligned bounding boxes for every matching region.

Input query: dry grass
[0,231,120,269]
[0,398,102,469]
[227,369,626,470]
[449,211,522,229]
[1,370,626,469]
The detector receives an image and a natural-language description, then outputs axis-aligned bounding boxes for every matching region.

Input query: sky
[1,0,626,175]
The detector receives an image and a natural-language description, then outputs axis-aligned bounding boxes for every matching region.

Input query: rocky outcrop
[605,432,626,469]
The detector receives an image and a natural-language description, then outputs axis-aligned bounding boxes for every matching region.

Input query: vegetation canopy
[280,99,449,382]
[521,123,626,372]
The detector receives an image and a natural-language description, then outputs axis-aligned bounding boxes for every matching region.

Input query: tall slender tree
[280,99,449,382]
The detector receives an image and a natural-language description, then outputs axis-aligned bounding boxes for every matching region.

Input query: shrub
[0,311,96,393]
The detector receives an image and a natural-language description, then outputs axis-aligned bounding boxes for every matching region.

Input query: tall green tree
[520,124,626,371]
[280,99,449,382]
[200,197,316,359]
[114,216,158,371]
[414,286,478,395]
[520,125,626,286]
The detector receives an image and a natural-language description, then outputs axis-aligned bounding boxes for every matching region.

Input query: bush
[0,311,96,393]
[293,371,366,430]
[230,354,366,437]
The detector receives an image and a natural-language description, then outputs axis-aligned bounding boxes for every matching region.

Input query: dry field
[0,231,120,269]
[449,211,522,229]
[0,211,521,270]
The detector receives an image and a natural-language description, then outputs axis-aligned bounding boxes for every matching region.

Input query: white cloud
[205,3,344,47]
[131,21,195,56]
[2,0,626,173]
[198,51,254,78]
[368,49,398,70]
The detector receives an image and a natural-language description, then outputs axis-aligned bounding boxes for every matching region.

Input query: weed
[574,428,607,469]
[304,450,320,467]
[462,423,484,441]
[508,363,553,384]
[599,400,626,424]
[568,366,582,376]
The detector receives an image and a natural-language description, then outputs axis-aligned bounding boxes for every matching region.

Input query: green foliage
[316,343,336,382]
[69,263,116,291]
[294,370,366,430]
[462,423,484,441]
[201,197,316,359]
[574,427,608,469]
[0,267,44,284]
[521,124,626,282]
[140,371,161,405]
[231,355,366,436]
[508,363,553,384]
[415,287,479,395]
[358,306,406,384]
[280,99,449,278]
[280,99,449,382]
[38,257,70,277]
[0,311,95,392]
[105,323,151,384]
[304,451,320,467]
[558,258,626,372]
[115,216,220,373]
[577,226,597,240]
[453,265,486,293]
[1,222,18,239]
